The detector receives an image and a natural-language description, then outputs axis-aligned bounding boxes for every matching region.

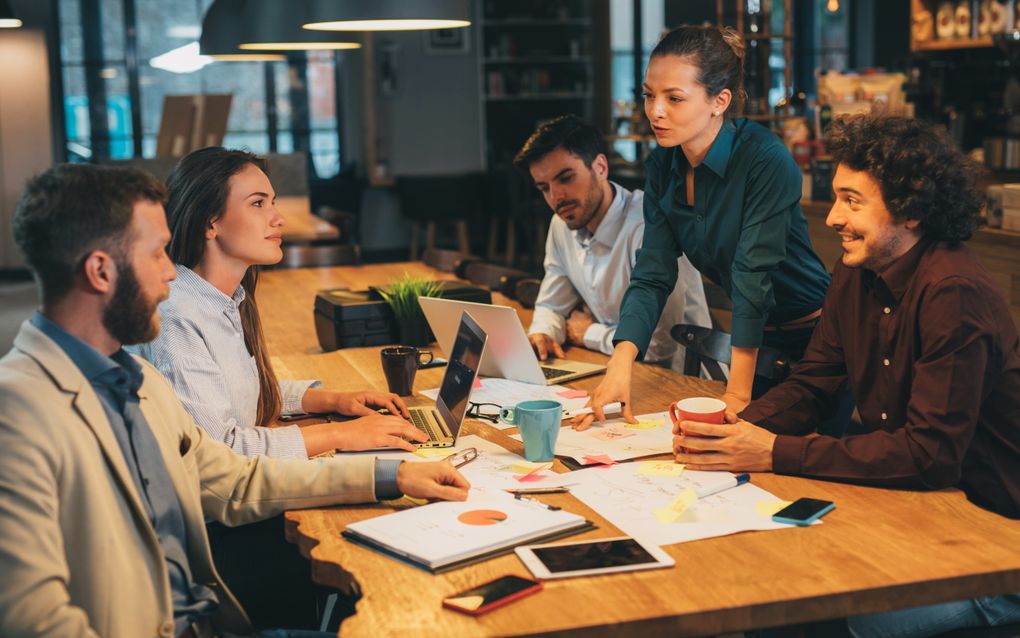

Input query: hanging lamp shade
[239,0,361,51]
[199,0,285,61]
[303,0,470,31]
[0,0,23,28]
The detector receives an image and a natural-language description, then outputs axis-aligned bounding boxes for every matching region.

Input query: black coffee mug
[380,346,434,396]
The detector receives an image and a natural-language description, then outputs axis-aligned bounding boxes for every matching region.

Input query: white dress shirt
[129,265,318,459]
[528,182,711,366]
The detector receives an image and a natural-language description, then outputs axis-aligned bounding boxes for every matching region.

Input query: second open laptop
[408,310,487,448]
[419,297,605,386]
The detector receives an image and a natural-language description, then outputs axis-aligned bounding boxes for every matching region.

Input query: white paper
[510,411,674,463]
[567,463,806,546]
[344,488,587,568]
[338,435,574,491]
[419,377,589,429]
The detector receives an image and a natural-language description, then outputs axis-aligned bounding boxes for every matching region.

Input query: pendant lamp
[303,0,470,32]
[199,0,285,61]
[240,0,361,51]
[0,0,23,28]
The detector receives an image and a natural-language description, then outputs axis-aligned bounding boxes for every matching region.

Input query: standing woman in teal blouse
[580,25,831,427]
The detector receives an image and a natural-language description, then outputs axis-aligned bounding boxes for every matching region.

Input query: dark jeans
[207,516,349,631]
[755,322,855,438]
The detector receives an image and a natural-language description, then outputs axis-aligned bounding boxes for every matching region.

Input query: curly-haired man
[671,114,1020,636]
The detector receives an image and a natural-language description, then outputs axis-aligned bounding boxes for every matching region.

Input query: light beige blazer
[0,320,379,637]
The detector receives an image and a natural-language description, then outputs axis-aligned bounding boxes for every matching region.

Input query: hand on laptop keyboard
[332,414,428,452]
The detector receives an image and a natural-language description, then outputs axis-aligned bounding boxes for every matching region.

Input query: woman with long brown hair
[132,147,427,458]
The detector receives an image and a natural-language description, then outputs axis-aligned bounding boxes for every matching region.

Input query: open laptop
[419,297,605,386]
[408,310,487,448]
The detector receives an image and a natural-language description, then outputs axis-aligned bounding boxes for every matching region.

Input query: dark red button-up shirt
[741,238,1020,518]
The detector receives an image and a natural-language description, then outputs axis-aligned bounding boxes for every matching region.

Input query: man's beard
[562,174,606,231]
[102,259,160,346]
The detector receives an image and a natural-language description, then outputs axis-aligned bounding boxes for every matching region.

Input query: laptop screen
[435,311,486,436]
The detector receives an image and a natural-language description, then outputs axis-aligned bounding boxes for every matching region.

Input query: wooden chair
[422,248,481,276]
[514,278,542,309]
[276,242,360,269]
[463,262,531,299]
[670,323,789,382]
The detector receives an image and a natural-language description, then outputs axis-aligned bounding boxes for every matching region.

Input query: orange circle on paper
[457,509,508,526]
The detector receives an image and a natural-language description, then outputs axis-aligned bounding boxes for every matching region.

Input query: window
[56,0,345,177]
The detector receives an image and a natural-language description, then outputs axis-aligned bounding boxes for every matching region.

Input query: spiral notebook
[342,490,594,573]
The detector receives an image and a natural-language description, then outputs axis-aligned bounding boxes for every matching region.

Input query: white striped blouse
[129,265,317,459]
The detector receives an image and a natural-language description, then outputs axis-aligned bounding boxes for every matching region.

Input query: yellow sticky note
[638,461,686,477]
[755,500,792,518]
[654,487,697,523]
[509,461,552,474]
[626,419,663,430]
[414,447,452,459]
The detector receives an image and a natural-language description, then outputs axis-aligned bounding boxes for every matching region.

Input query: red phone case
[442,575,543,616]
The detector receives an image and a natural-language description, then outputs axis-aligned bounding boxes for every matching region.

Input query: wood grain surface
[259,263,1020,637]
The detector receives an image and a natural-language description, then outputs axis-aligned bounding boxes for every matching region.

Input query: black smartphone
[772,498,835,526]
[442,575,542,616]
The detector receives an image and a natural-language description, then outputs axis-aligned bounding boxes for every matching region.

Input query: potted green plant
[377,274,442,347]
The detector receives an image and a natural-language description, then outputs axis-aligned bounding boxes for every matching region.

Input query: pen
[504,484,577,495]
[695,473,750,499]
[562,402,623,420]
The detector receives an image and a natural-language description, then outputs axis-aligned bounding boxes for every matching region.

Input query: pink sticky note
[473,378,483,388]
[556,389,588,399]
[582,454,617,466]
[512,472,547,483]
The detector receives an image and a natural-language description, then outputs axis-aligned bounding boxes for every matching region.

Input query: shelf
[484,56,591,64]
[485,92,592,102]
[911,36,994,51]
[483,18,592,26]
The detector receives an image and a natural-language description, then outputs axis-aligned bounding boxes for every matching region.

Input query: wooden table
[260,263,1020,637]
[276,195,341,243]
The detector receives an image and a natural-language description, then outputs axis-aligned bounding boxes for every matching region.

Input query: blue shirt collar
[30,311,143,390]
[670,118,737,179]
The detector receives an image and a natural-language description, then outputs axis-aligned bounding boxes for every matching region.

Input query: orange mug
[669,398,727,454]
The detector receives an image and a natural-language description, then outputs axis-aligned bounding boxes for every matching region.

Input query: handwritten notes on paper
[638,460,686,477]
[654,487,698,523]
[591,425,636,442]
[510,411,674,464]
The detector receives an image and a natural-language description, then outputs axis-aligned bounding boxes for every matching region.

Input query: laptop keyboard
[409,409,439,440]
[541,366,572,380]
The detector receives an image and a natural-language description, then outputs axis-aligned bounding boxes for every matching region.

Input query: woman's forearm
[726,346,759,404]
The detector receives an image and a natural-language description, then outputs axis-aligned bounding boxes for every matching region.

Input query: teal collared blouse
[615,118,830,354]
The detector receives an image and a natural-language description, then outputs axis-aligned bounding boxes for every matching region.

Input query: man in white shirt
[514,115,710,367]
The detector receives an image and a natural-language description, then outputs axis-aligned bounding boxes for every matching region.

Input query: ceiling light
[0,0,22,28]
[239,0,361,51]
[149,42,213,74]
[199,0,286,61]
[303,0,470,31]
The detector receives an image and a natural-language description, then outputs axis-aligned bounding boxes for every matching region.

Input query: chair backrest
[514,278,542,309]
[423,248,480,274]
[464,262,531,298]
[670,324,790,382]
[276,242,360,269]
[394,174,482,221]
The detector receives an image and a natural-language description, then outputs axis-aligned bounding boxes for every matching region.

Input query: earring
[713,111,720,117]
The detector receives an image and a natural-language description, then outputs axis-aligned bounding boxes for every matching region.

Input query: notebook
[342,490,594,573]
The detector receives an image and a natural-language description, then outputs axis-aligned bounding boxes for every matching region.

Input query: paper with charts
[568,462,805,546]
[342,488,588,570]
[510,411,674,464]
[349,435,575,491]
[418,377,589,429]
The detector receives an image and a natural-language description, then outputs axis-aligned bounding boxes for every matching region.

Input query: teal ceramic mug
[499,400,562,462]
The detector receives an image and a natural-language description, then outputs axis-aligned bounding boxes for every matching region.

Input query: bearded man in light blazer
[0,164,470,638]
